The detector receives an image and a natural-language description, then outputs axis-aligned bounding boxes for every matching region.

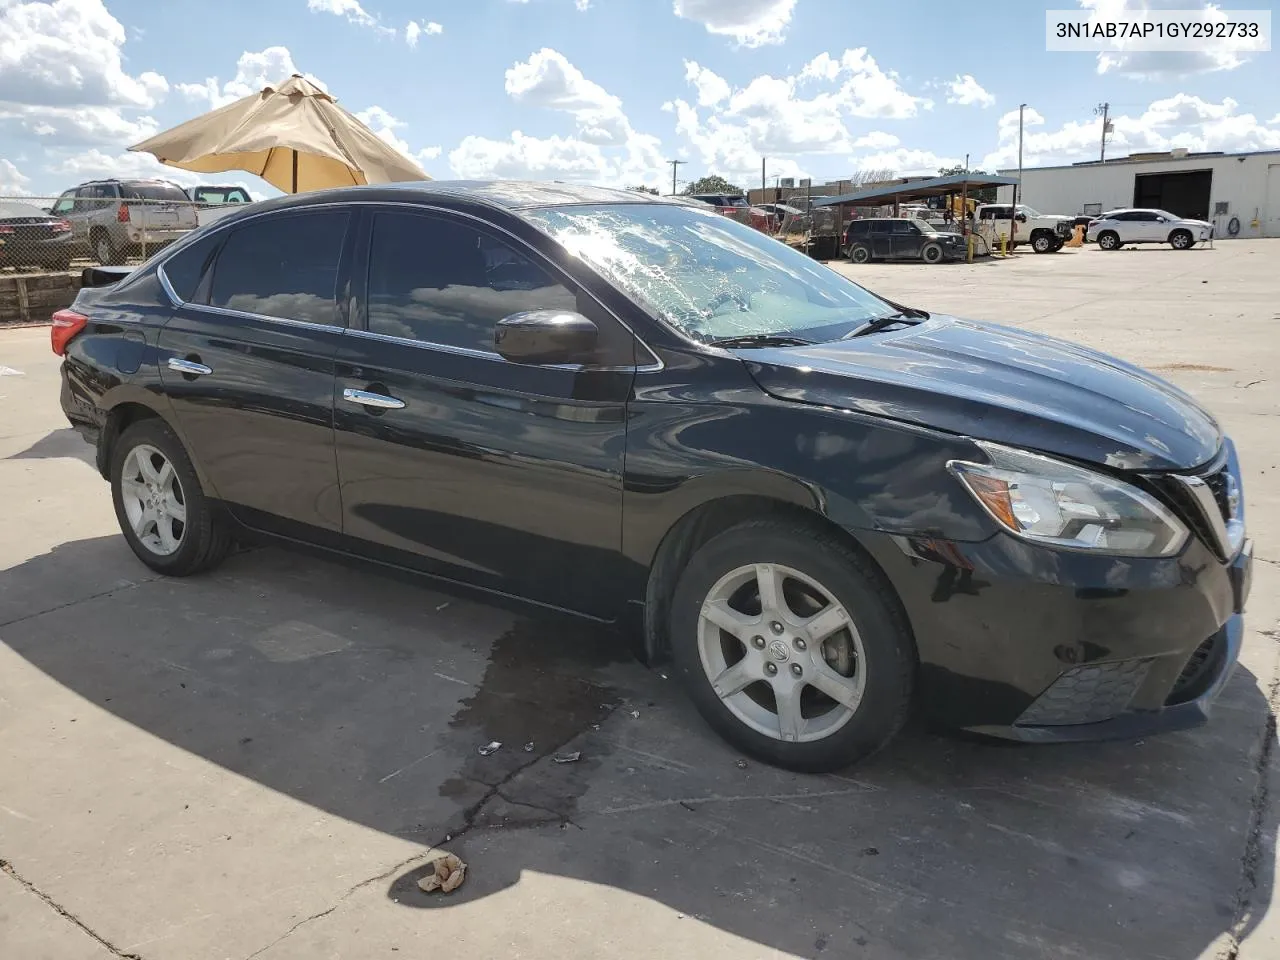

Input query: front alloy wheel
[1170,229,1194,250]
[1032,234,1053,253]
[698,563,866,743]
[670,519,914,772]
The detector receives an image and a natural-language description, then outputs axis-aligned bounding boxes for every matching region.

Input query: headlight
[948,442,1188,557]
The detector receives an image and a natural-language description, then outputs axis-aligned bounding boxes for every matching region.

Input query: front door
[890,220,924,258]
[333,207,636,616]
[156,206,352,541]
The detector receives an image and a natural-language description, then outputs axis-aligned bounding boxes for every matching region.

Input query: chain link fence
[0,195,207,275]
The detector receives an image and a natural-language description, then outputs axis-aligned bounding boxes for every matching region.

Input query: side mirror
[1015,212,1028,222]
[495,310,598,365]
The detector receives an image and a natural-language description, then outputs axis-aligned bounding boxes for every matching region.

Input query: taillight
[53,218,71,232]
[0,225,13,235]
[51,309,88,356]
[117,203,130,223]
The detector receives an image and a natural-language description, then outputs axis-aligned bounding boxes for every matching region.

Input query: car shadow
[1,534,1274,959]
[2,426,95,466]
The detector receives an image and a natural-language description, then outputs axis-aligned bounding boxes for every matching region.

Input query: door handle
[343,388,405,410]
[167,357,212,376]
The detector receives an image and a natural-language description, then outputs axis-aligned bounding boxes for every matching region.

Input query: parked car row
[0,179,257,273]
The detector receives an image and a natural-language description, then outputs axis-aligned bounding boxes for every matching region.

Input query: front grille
[1016,659,1152,727]
[1055,222,1071,236]
[1166,632,1225,705]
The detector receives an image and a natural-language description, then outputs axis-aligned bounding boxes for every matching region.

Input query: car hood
[740,316,1221,471]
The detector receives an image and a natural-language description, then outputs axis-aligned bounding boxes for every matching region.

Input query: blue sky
[1,0,1277,199]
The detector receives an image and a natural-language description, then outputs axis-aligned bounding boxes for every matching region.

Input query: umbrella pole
[292,150,298,194]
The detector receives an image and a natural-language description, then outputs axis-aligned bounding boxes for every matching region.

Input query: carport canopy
[811,173,1020,208]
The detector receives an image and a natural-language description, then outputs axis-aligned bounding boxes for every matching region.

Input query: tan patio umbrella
[128,74,428,193]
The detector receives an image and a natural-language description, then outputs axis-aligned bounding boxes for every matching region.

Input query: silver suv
[50,179,198,265]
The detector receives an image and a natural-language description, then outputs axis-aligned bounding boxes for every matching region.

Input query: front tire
[1031,232,1054,253]
[921,242,943,264]
[670,519,915,772]
[1170,229,1194,250]
[1097,230,1121,251]
[111,418,232,576]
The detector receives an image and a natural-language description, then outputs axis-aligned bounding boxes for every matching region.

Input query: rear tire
[111,418,232,576]
[921,243,943,264]
[669,519,915,772]
[1098,230,1121,251]
[1170,229,1194,250]
[848,243,871,264]
[92,230,122,266]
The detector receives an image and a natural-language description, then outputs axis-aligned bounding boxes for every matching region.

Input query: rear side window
[122,182,189,202]
[848,221,869,238]
[210,210,350,326]
[161,231,223,303]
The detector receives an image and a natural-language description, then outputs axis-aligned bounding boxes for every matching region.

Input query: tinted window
[848,221,870,238]
[123,182,188,202]
[52,192,75,214]
[889,220,915,235]
[210,210,349,325]
[869,221,890,235]
[161,231,223,303]
[1133,211,1161,221]
[367,210,609,357]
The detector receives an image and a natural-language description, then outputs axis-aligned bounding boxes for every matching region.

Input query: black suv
[844,217,964,264]
[54,181,1251,772]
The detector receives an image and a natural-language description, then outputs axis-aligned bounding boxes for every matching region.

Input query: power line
[667,159,687,196]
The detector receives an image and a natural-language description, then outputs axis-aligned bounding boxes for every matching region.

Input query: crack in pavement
[0,578,158,630]
[237,703,623,958]
[2,858,144,960]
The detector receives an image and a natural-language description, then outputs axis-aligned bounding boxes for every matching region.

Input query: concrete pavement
[1,240,1278,959]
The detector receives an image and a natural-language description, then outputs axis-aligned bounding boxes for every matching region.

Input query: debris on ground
[435,602,450,611]
[630,710,640,719]
[477,740,502,756]
[553,751,581,764]
[736,759,748,769]
[523,741,534,753]
[417,853,467,894]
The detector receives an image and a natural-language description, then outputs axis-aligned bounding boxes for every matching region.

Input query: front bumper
[857,523,1253,741]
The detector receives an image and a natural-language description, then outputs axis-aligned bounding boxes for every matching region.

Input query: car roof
[221,180,716,221]
[0,200,52,218]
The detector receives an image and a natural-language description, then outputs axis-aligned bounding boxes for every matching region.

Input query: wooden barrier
[0,271,81,324]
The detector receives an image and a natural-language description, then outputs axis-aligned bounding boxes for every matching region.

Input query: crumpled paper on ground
[417,852,467,894]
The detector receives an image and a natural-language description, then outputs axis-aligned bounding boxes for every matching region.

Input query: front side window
[209,210,349,326]
[526,202,893,344]
[367,211,627,359]
[52,191,74,214]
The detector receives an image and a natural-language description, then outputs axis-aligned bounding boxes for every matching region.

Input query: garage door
[1266,164,1280,238]
[1133,170,1212,221]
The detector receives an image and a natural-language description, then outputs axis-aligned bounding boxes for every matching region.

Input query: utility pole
[1095,102,1111,163]
[761,157,766,203]
[1013,103,1026,243]
[667,159,686,196]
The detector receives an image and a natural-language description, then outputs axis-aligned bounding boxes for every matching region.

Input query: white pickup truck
[187,185,255,228]
[974,203,1074,253]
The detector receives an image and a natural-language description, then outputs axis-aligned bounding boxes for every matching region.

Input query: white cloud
[0,158,31,194]
[177,47,326,109]
[307,0,395,36]
[673,0,797,48]
[1077,0,1258,78]
[852,147,957,177]
[0,102,157,144]
[795,49,927,118]
[354,105,440,171]
[982,94,1280,169]
[946,74,994,108]
[684,62,731,107]
[405,20,443,47]
[575,0,590,9]
[854,131,900,149]
[453,50,665,189]
[0,0,169,109]
[50,147,205,185]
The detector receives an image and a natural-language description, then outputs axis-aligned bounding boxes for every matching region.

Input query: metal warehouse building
[996,149,1280,239]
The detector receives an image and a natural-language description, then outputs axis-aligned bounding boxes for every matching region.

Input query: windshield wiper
[708,333,816,348]
[842,308,929,339]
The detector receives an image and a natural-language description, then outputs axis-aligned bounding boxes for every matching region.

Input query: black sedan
[845,217,964,264]
[0,200,73,271]
[54,181,1251,772]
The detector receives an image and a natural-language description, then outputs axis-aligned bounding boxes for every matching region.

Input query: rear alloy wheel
[1170,229,1194,250]
[849,244,871,264]
[93,231,121,266]
[921,242,943,264]
[670,520,914,772]
[1097,230,1121,251]
[111,418,232,576]
[1031,233,1054,254]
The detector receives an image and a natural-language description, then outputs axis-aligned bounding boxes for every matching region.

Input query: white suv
[1087,208,1213,251]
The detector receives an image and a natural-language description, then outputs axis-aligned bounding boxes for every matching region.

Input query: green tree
[938,165,996,203]
[683,174,744,196]
[627,185,660,195]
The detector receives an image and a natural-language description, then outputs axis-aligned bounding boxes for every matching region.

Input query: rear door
[869,221,893,258]
[156,206,352,542]
[332,206,637,615]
